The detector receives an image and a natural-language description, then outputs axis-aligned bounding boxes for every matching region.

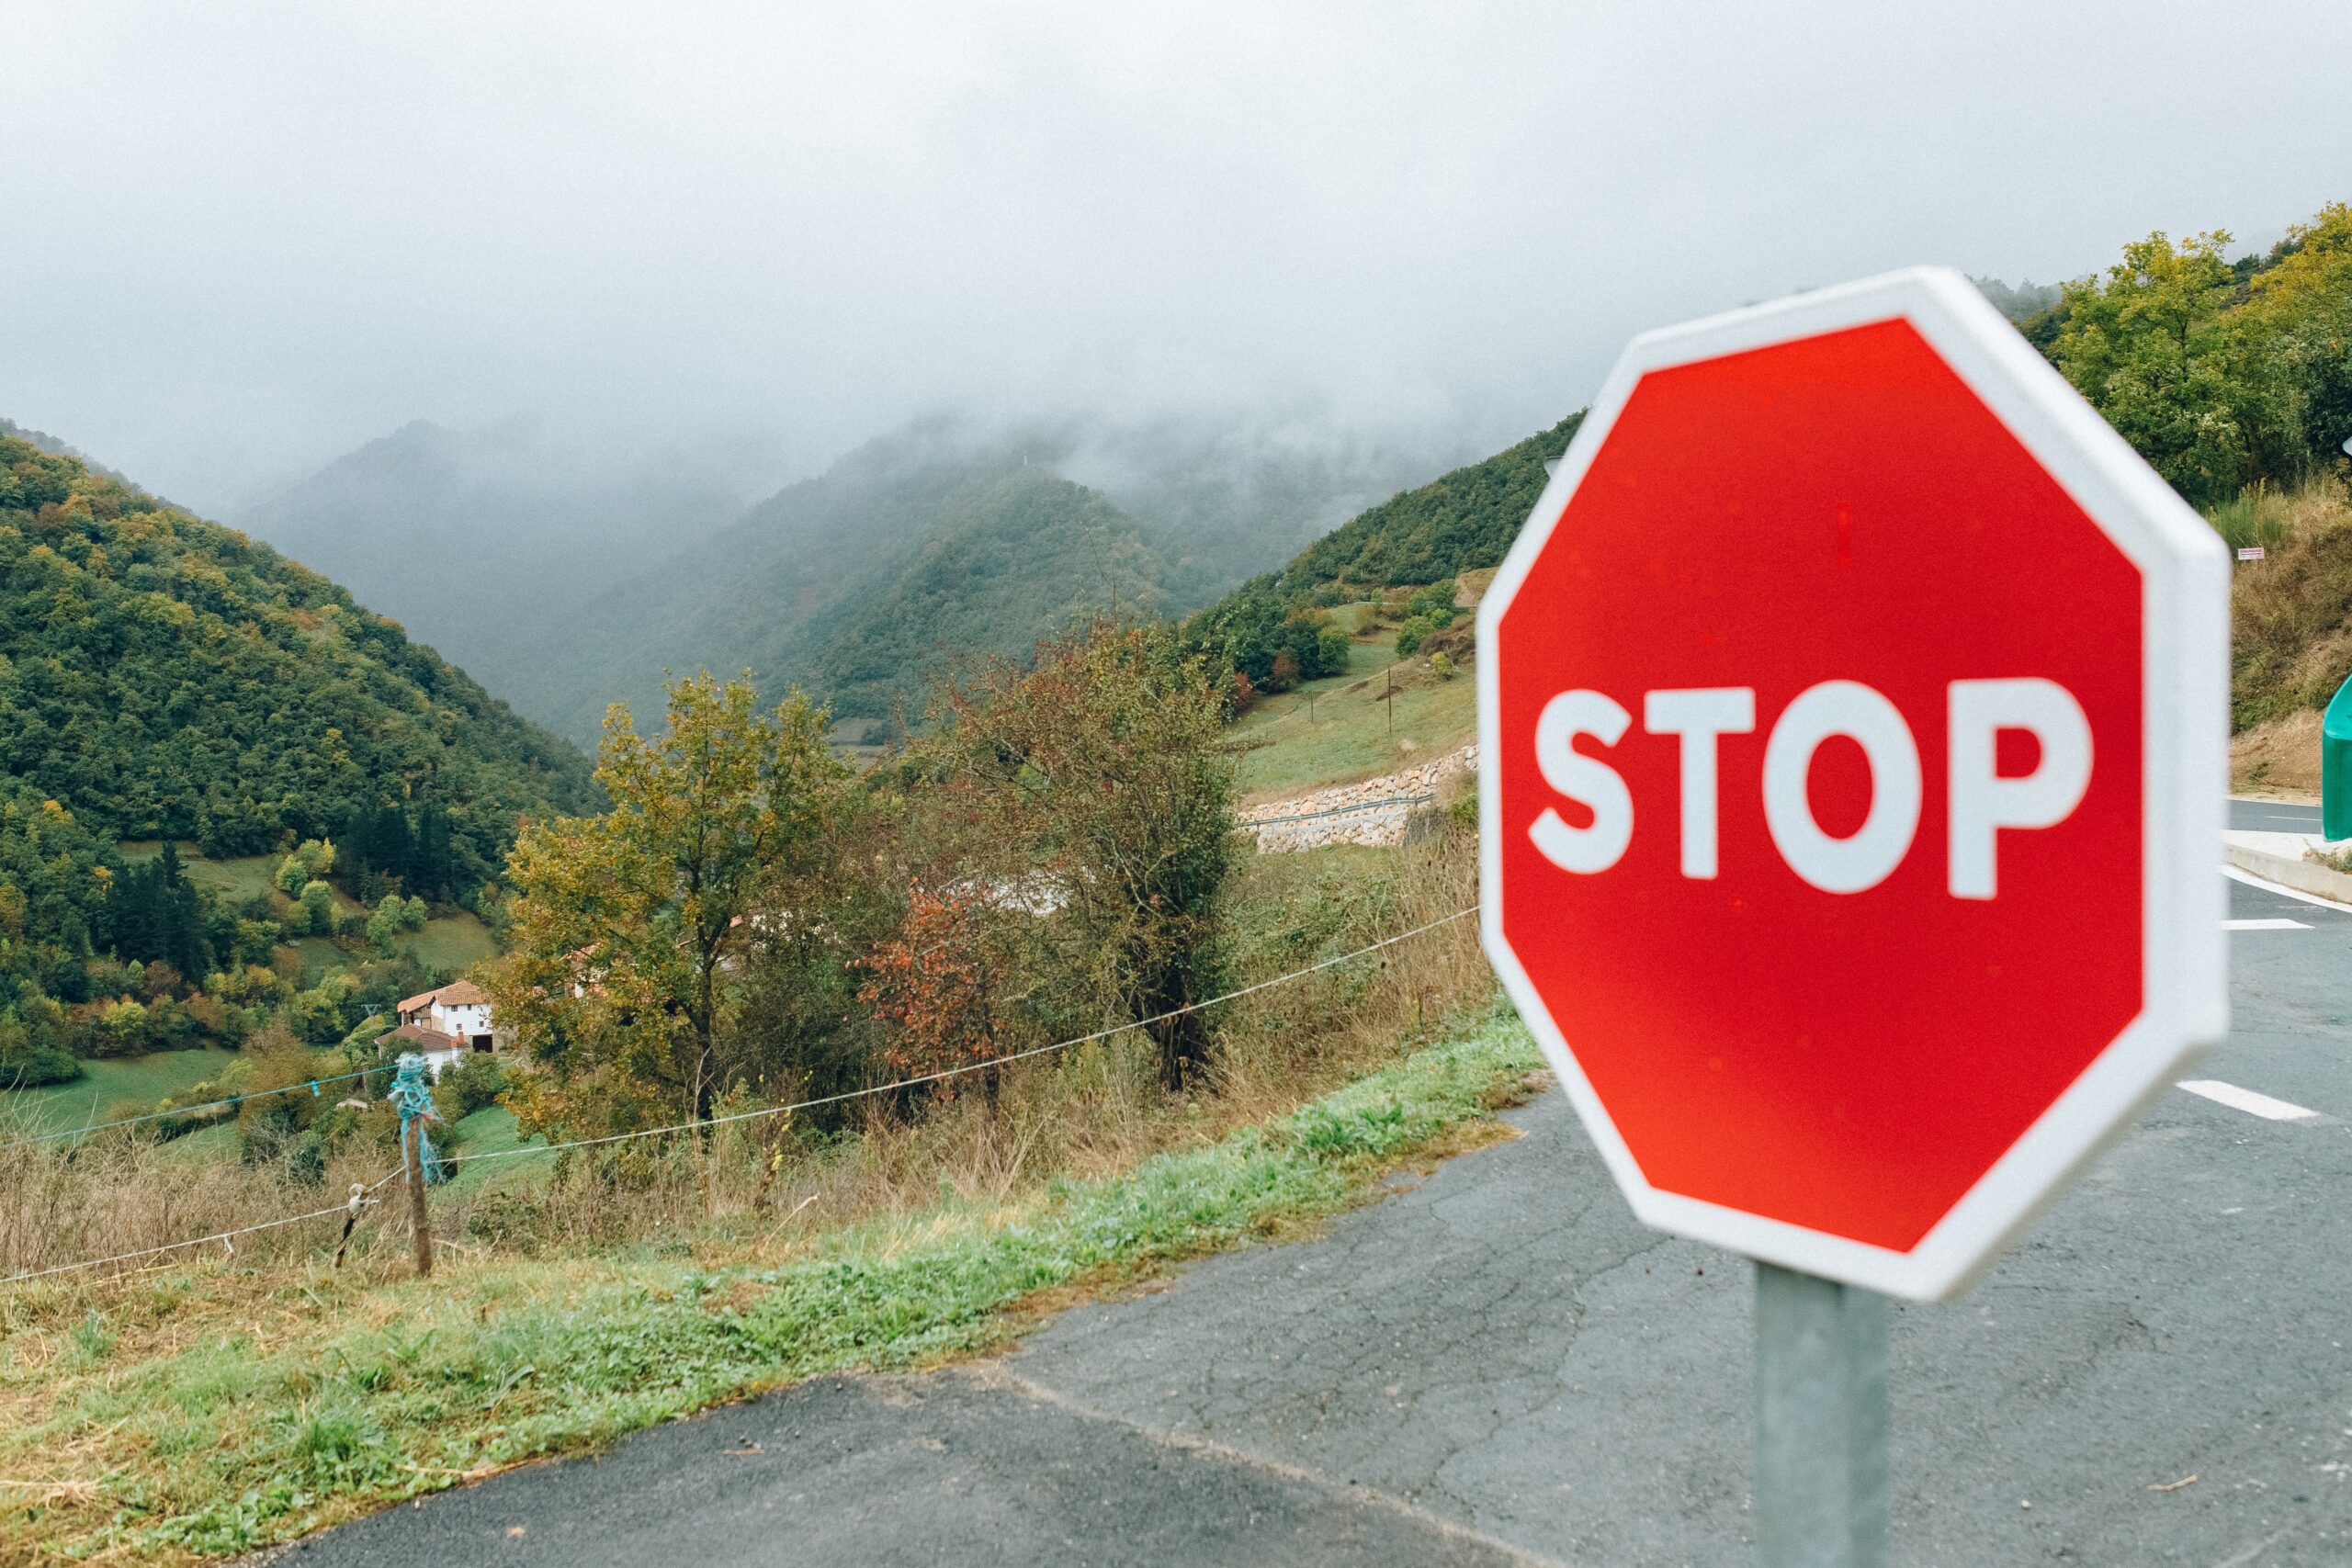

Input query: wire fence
[6,908,1476,1289]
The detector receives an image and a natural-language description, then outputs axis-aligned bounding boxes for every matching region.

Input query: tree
[492,671,847,1136]
[853,883,1026,1101]
[940,619,1236,1089]
[299,879,335,936]
[366,893,406,954]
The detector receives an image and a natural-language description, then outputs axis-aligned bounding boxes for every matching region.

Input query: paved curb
[2224,840,2352,905]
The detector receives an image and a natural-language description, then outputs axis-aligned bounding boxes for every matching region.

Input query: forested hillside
[0,432,598,1083]
[1191,207,2352,699]
[1182,413,1581,681]
[235,419,749,705]
[0,435,595,860]
[801,469,1171,717]
[496,423,1043,738]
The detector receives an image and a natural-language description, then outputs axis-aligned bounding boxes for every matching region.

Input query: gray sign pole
[1755,1261,1888,1568]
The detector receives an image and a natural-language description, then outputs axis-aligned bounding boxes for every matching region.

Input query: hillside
[0,433,596,875]
[1182,414,1581,687]
[1276,412,1584,596]
[235,420,749,704]
[801,468,1172,717]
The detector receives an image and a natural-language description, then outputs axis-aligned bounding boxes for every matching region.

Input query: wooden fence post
[405,1116,433,1278]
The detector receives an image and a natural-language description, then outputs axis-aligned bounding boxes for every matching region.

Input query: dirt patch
[2233,709,2324,798]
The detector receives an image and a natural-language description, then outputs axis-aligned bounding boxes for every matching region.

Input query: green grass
[443,1106,547,1196]
[293,937,346,986]
[1,1006,1544,1562]
[1230,619,1476,798]
[402,914,497,974]
[116,844,282,907]
[2,1047,242,1134]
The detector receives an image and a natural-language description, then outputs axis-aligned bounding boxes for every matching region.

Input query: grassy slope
[0,1008,1542,1562]
[1,1048,241,1134]
[2220,481,2352,795]
[1230,616,1476,799]
[119,842,497,974]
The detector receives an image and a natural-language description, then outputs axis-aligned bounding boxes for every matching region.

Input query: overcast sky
[7,1,2349,513]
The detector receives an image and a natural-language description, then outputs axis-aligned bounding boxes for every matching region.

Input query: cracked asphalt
[269,865,2352,1566]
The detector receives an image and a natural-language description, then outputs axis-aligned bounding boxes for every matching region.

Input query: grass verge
[1,1004,1542,1563]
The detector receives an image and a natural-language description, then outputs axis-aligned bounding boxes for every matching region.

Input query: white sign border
[1476,265,2229,1302]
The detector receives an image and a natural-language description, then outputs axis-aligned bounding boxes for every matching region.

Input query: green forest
[1191,203,2352,686]
[0,435,596,1089]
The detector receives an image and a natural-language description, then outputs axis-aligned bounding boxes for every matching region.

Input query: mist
[6,1,2350,513]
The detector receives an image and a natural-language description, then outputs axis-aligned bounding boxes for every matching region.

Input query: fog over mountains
[232,409,1467,744]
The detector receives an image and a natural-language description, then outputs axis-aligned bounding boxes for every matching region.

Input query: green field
[1,1046,241,1134]
[117,840,498,979]
[1230,617,1476,799]
[406,914,498,973]
[444,1104,548,1194]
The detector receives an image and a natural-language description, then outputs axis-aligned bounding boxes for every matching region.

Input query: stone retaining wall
[1237,745,1476,852]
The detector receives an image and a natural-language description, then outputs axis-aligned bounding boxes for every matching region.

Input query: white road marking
[2222,864,2352,914]
[2224,917,2312,931]
[2177,1080,2321,1122]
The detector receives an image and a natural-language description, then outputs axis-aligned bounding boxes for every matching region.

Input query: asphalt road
[2232,797,2325,833]
[268,867,2352,1568]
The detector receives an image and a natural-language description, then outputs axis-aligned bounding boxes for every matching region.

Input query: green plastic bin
[2327,673,2352,842]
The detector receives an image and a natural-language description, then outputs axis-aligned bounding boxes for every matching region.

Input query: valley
[1,200,2349,1566]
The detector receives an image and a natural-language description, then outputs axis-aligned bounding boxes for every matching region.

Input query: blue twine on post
[388,1053,447,1187]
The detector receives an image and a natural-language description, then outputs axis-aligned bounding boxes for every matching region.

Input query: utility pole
[405,1115,433,1278]
[1385,665,1395,739]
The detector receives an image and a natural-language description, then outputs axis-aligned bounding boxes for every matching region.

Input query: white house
[378,979,499,1077]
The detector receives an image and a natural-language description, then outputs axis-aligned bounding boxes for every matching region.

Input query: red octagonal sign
[1478,268,2229,1299]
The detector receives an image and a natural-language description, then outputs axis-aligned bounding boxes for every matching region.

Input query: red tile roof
[378,1021,460,1052]
[396,979,490,1015]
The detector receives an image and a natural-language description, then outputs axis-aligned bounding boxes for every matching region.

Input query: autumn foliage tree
[936,619,1237,1089]
[490,672,847,1139]
[852,883,1026,1100]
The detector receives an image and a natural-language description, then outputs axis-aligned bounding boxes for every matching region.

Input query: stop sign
[1477,268,2228,1300]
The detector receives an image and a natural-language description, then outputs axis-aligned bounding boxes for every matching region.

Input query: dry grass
[2227,478,2352,734]
[2231,707,2324,799]
[3,822,1487,1302]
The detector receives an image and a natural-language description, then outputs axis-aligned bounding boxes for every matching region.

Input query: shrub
[1395,615,1435,658]
[1316,623,1352,674]
[1430,650,1454,680]
[299,880,336,935]
[436,1053,509,1121]
[0,1010,80,1087]
[365,895,405,954]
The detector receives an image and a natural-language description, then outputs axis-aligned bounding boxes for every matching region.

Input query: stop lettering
[1530,677,2090,899]
[1476,268,2227,1300]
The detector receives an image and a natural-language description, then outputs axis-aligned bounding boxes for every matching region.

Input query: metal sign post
[1755,1264,1888,1568]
